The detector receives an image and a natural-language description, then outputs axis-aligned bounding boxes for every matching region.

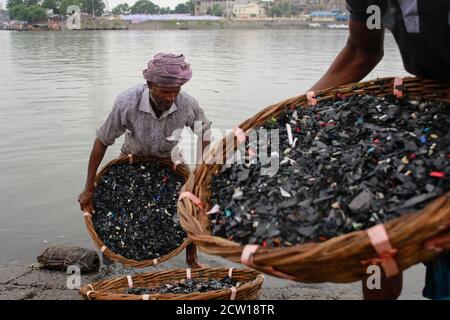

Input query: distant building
[306,0,346,12]
[286,0,346,14]
[195,0,236,17]
[232,2,266,18]
[194,0,347,17]
[309,10,337,21]
[0,9,9,26]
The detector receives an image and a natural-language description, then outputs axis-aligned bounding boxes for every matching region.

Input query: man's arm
[78,138,108,213]
[78,93,127,212]
[309,19,385,92]
[188,98,212,165]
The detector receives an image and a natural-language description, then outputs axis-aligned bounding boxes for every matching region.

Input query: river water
[0,29,409,263]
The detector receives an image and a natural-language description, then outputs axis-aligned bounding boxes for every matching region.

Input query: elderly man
[78,53,211,268]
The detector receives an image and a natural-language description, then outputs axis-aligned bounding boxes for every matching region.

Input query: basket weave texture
[177,77,450,283]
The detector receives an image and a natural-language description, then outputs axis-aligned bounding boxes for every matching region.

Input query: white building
[232,3,266,18]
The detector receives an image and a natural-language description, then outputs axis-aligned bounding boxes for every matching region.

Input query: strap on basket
[229,287,237,300]
[179,191,203,209]
[306,91,317,106]
[240,245,296,280]
[85,285,95,300]
[234,127,256,157]
[186,268,192,279]
[126,275,133,288]
[393,77,404,98]
[362,224,399,278]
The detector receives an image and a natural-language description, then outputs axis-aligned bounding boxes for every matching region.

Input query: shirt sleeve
[96,97,127,146]
[346,0,372,23]
[187,98,212,140]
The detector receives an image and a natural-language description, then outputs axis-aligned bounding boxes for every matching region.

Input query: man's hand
[78,187,95,213]
[79,138,108,214]
[424,221,450,252]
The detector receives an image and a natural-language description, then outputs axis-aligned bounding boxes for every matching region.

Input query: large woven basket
[79,267,264,300]
[177,76,450,283]
[84,154,192,268]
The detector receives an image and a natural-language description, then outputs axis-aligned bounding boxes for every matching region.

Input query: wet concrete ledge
[0,253,426,300]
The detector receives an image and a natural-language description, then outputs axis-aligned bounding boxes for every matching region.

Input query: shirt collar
[139,86,178,119]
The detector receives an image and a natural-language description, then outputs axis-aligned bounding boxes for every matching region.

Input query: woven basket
[84,154,192,268]
[177,76,450,283]
[79,267,264,300]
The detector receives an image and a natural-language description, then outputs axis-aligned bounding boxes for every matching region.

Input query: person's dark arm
[309,19,385,92]
[78,138,108,213]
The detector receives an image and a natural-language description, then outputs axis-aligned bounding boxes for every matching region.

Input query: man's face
[148,82,181,113]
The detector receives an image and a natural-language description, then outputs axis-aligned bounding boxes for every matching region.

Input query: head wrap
[142,53,192,87]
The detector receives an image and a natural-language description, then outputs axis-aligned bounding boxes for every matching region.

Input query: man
[78,53,211,268]
[309,0,450,299]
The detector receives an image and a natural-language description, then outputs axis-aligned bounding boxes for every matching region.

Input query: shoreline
[0,252,426,300]
[2,19,349,31]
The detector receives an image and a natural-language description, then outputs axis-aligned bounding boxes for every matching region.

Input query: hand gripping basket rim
[79,267,264,300]
[84,154,192,268]
[177,76,450,283]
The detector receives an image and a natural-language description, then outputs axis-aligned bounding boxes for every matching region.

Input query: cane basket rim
[84,154,192,268]
[177,76,450,283]
[79,267,264,300]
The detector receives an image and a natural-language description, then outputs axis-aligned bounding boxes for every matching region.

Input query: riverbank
[128,19,324,30]
[0,252,426,300]
[2,18,346,31]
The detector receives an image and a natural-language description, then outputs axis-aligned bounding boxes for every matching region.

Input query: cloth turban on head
[142,53,192,87]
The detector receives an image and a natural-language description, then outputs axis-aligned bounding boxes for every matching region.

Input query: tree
[268,0,293,18]
[159,6,171,14]
[174,3,188,14]
[185,0,194,15]
[58,0,104,16]
[130,0,158,14]
[81,0,105,16]
[24,0,38,6]
[6,0,24,10]
[42,0,61,13]
[206,4,222,16]
[27,4,47,20]
[8,3,27,20]
[112,3,129,15]
[58,0,83,16]
[8,3,46,21]
[173,0,194,15]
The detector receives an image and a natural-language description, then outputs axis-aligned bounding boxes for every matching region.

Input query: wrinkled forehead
[150,83,181,94]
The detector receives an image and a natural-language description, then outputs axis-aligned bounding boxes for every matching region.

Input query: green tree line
[7,0,106,22]
[7,0,197,23]
[112,0,195,15]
